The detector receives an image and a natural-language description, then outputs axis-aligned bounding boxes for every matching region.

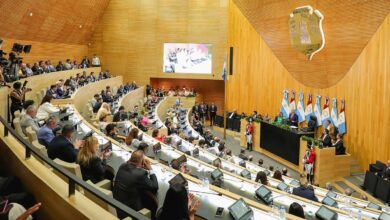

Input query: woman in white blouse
[37,95,59,120]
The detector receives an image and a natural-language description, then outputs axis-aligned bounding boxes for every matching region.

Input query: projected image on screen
[163,43,212,74]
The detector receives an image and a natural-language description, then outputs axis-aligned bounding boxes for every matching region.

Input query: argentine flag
[297,92,305,123]
[338,99,346,134]
[305,93,314,122]
[280,90,291,118]
[314,95,322,127]
[221,54,227,81]
[321,97,330,128]
[330,98,339,127]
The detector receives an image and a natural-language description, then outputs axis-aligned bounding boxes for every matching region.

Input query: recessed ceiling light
[79,25,83,28]
[29,12,33,17]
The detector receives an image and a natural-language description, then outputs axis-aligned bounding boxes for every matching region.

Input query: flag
[305,93,314,122]
[297,92,305,123]
[321,97,330,128]
[314,95,322,127]
[280,90,291,118]
[221,54,227,81]
[289,90,296,112]
[330,98,339,127]
[338,99,346,134]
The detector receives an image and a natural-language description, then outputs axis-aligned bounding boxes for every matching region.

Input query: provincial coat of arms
[288,6,325,60]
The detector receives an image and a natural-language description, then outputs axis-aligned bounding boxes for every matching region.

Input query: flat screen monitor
[277,182,289,192]
[255,185,273,205]
[228,198,253,220]
[168,173,188,187]
[289,179,300,187]
[379,212,390,220]
[163,43,212,74]
[240,169,251,180]
[367,202,381,210]
[322,196,338,208]
[315,205,338,220]
[211,169,223,180]
[326,190,337,199]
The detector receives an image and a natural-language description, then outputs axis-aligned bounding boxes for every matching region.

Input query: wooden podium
[299,139,351,187]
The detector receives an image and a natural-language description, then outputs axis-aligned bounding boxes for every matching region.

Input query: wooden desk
[299,139,351,187]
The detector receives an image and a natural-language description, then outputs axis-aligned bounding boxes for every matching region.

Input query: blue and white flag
[330,98,339,127]
[338,99,346,134]
[280,90,291,118]
[321,97,330,128]
[222,54,227,81]
[314,95,322,127]
[297,92,305,123]
[305,93,314,122]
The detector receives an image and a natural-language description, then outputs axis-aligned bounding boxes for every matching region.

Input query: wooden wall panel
[227,0,390,170]
[0,37,88,65]
[0,0,110,44]
[233,0,390,88]
[88,0,228,85]
[151,78,225,115]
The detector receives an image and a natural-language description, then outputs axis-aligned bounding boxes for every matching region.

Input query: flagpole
[223,77,227,140]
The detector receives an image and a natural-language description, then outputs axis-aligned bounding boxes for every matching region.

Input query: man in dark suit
[333,134,346,155]
[292,180,319,202]
[321,129,332,147]
[307,115,317,132]
[113,106,127,122]
[288,111,298,127]
[381,160,390,179]
[47,124,82,163]
[113,150,159,219]
[209,103,217,126]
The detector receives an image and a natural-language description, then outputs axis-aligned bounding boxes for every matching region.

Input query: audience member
[292,180,318,202]
[125,128,141,148]
[20,105,39,135]
[332,134,346,155]
[238,149,248,161]
[288,202,305,218]
[344,188,353,197]
[47,124,83,163]
[273,170,284,182]
[113,150,158,219]
[37,116,58,147]
[96,103,111,121]
[152,129,165,143]
[113,106,127,122]
[255,171,270,186]
[36,95,59,120]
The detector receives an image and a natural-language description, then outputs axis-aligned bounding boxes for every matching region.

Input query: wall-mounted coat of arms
[288,6,325,60]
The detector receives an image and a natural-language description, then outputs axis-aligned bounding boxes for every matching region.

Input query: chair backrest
[13,117,28,140]
[40,89,46,98]
[14,110,21,119]
[53,158,83,179]
[26,126,38,142]
[36,92,42,104]
[85,180,117,216]
[31,140,48,157]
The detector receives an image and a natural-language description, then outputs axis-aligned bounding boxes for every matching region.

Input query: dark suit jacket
[382,168,390,179]
[321,134,332,147]
[209,105,217,114]
[334,140,346,155]
[113,163,159,219]
[79,156,106,184]
[47,135,78,163]
[292,186,319,202]
[288,113,298,126]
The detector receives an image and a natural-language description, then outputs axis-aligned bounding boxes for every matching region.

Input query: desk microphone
[189,190,222,196]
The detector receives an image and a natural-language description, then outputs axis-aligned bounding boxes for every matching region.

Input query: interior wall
[150,78,225,115]
[88,0,228,85]
[227,1,390,170]
[0,37,88,65]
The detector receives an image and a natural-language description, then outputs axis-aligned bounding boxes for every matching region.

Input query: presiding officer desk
[143,97,377,219]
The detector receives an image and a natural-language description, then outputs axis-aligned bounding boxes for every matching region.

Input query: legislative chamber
[0,0,390,220]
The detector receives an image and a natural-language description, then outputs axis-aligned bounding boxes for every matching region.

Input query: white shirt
[92,57,101,66]
[37,102,59,120]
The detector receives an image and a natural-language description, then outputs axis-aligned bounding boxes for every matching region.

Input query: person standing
[245,119,254,151]
[209,103,217,126]
[303,143,315,184]
[91,54,101,67]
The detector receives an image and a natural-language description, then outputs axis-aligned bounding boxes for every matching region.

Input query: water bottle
[357,210,362,220]
[279,206,286,220]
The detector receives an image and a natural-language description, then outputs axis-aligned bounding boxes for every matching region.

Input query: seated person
[47,124,83,163]
[103,91,114,103]
[320,129,332,147]
[152,129,165,143]
[105,123,125,142]
[238,148,248,161]
[20,105,39,135]
[380,160,390,179]
[99,114,109,131]
[282,167,289,177]
[90,94,100,107]
[96,102,111,121]
[273,170,284,182]
[46,85,58,99]
[92,97,103,113]
[76,135,112,183]
[140,113,150,128]
[307,115,317,132]
[37,116,58,147]
[258,159,263,167]
[125,128,141,148]
[292,180,319,202]
[288,202,305,218]
[113,150,159,219]
[288,111,298,127]
[170,159,191,175]
[274,112,284,123]
[113,106,127,122]
[36,95,60,120]
[332,134,346,155]
[255,171,270,186]
[157,184,200,220]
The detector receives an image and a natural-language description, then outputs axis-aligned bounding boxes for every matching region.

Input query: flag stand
[223,77,227,140]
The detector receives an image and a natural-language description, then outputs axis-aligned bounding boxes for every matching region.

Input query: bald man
[113,150,159,219]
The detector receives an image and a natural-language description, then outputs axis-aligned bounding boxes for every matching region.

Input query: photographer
[9,81,31,121]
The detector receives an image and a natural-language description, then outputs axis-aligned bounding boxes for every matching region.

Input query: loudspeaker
[229,47,233,75]
[23,45,32,53]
